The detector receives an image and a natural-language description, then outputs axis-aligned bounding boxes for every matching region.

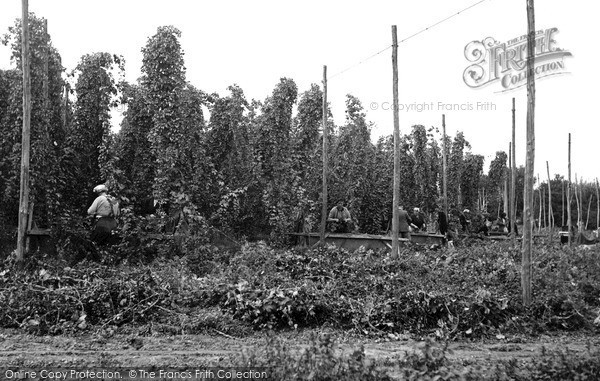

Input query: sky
[0,0,598,182]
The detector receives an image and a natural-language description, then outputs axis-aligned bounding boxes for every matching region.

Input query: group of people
[91,185,515,245]
[326,200,429,237]
[327,200,517,241]
[475,212,516,236]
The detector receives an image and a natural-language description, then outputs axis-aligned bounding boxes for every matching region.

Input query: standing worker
[398,206,415,239]
[87,184,120,245]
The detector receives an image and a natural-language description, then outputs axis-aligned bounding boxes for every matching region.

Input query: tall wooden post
[541,186,546,230]
[504,146,509,217]
[319,65,328,243]
[16,0,32,262]
[579,177,584,232]
[546,161,553,240]
[593,178,598,229]
[442,114,448,218]
[511,97,517,243]
[391,25,400,258]
[575,174,581,233]
[508,143,512,219]
[504,177,509,219]
[579,177,584,233]
[522,0,536,307]
[537,173,546,230]
[567,133,572,245]
[561,180,565,227]
[585,194,592,230]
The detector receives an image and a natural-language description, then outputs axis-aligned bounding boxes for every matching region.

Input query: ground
[1,328,598,379]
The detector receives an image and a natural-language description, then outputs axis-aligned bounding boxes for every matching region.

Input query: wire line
[329,0,490,80]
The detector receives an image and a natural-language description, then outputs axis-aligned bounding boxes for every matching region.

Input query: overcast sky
[1,0,597,181]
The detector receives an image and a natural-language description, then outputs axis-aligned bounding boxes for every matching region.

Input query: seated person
[327,200,354,233]
[478,216,494,236]
[459,209,471,232]
[559,224,576,244]
[496,212,508,233]
[411,207,426,232]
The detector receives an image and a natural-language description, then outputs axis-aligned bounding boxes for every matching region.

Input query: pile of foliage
[1,241,598,339]
[0,247,243,335]
[203,242,599,337]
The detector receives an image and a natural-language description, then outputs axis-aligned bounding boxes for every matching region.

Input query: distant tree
[114,83,154,206]
[487,151,508,216]
[141,26,186,204]
[207,85,260,235]
[461,153,484,212]
[426,136,441,212]
[292,84,323,188]
[398,135,416,210]
[372,135,394,232]
[207,85,252,190]
[140,26,214,215]
[411,125,439,213]
[0,69,21,223]
[330,95,378,232]
[68,52,122,213]
[1,14,66,227]
[254,78,299,241]
[447,132,469,208]
[255,78,298,184]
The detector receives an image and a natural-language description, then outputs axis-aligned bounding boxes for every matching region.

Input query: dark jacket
[438,212,448,235]
[398,210,412,232]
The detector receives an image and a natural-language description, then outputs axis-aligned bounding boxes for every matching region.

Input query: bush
[242,333,391,380]
[1,241,599,339]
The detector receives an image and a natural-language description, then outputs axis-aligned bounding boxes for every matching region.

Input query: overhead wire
[329,0,491,80]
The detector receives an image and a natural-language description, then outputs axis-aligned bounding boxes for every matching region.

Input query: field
[1,238,600,380]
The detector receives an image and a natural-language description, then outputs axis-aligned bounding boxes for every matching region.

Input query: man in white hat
[87,184,120,244]
[460,209,471,232]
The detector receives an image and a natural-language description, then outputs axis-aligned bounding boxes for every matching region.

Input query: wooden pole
[16,0,32,263]
[580,178,584,233]
[504,175,509,218]
[596,177,600,230]
[391,25,400,258]
[585,193,592,230]
[567,133,572,245]
[537,173,543,234]
[541,186,546,231]
[575,174,583,233]
[546,161,553,240]
[522,0,535,307]
[511,97,517,242]
[319,65,328,244]
[508,143,512,217]
[442,114,448,218]
[574,174,581,233]
[561,179,565,227]
[504,145,509,218]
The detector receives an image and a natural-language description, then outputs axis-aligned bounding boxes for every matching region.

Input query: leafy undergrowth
[243,333,392,380]
[1,240,599,340]
[243,334,600,380]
